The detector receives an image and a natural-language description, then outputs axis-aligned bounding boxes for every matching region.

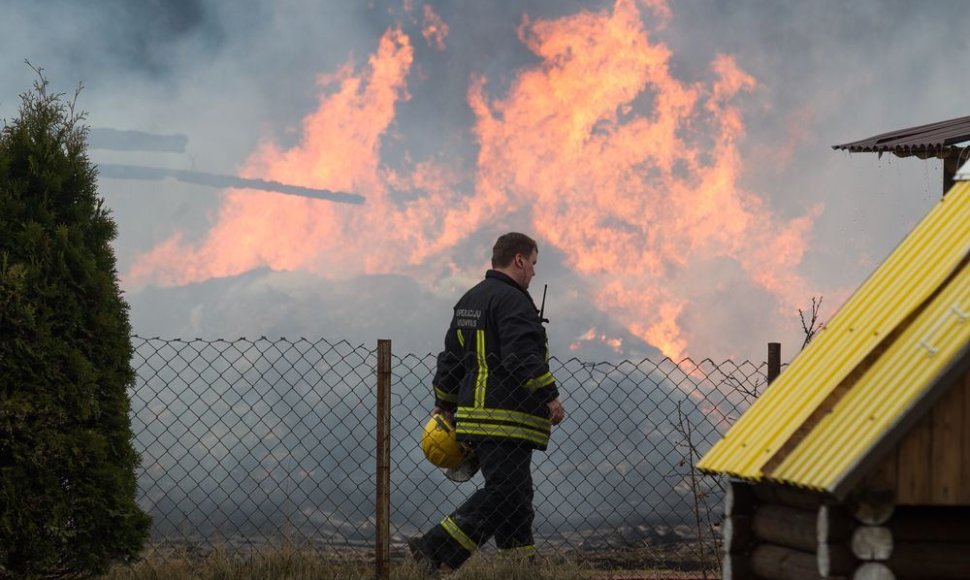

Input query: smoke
[4,0,965,361]
[130,336,727,545]
[88,128,189,153]
[122,1,820,361]
[467,1,823,359]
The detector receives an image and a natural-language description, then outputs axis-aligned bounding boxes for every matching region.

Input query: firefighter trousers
[420,440,535,569]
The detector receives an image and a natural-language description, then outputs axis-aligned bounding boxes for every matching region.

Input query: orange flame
[129,1,820,360]
[570,328,624,353]
[421,4,448,50]
[469,0,820,358]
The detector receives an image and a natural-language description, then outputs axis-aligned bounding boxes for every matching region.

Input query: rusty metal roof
[833,115,970,158]
[697,181,970,497]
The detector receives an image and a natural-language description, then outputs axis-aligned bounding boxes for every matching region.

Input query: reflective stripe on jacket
[432,270,558,450]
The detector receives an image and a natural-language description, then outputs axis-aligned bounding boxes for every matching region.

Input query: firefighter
[409,232,565,577]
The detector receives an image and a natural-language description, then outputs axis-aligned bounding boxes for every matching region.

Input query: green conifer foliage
[0,71,150,577]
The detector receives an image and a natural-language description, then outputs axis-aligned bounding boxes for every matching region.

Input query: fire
[421,5,448,50]
[129,27,427,285]
[469,0,819,359]
[128,0,820,360]
[569,328,624,353]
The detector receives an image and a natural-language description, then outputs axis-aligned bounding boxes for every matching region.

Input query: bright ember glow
[128,0,820,360]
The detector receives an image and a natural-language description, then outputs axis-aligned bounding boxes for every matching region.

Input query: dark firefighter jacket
[432,269,559,450]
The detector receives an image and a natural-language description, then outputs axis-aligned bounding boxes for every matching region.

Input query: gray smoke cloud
[5,2,964,360]
[129,334,733,546]
[89,128,189,152]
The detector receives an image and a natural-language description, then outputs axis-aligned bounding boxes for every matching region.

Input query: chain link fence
[129,336,766,568]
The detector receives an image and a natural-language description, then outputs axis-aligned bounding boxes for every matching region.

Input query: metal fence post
[767,342,781,384]
[376,339,392,580]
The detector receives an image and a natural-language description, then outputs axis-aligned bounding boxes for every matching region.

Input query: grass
[100,545,716,579]
[102,546,588,580]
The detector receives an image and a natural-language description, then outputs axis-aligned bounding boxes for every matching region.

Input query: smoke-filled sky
[3,0,968,362]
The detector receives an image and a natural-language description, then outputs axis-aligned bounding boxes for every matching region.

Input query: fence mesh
[129,336,765,568]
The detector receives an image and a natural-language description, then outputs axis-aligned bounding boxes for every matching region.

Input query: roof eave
[832,144,964,160]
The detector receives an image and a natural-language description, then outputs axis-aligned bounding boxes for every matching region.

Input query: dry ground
[101,545,719,580]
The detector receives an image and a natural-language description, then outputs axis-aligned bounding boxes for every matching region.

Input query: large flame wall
[128,0,820,360]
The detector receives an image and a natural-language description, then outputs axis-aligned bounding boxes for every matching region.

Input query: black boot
[408,536,440,578]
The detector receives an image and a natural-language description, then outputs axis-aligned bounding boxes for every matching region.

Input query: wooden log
[750,543,820,580]
[851,526,892,561]
[723,514,753,554]
[818,541,856,577]
[853,562,895,580]
[723,550,753,580]
[890,506,970,542]
[726,480,757,517]
[752,483,825,512]
[888,541,970,579]
[752,504,819,552]
[818,504,856,544]
[848,488,895,525]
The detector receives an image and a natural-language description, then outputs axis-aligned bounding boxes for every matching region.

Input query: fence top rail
[132,335,765,369]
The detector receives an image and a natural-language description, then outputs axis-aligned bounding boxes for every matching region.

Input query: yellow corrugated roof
[697,181,970,490]
[772,265,969,491]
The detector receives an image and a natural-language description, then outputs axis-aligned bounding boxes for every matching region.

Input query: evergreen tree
[0,69,150,577]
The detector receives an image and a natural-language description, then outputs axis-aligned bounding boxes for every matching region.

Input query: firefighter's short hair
[491,232,537,268]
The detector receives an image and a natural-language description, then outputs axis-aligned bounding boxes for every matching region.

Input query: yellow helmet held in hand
[421,414,467,469]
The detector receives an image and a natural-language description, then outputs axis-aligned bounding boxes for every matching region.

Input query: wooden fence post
[376,339,392,580]
[768,342,781,385]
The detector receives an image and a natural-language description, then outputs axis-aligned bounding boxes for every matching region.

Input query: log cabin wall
[719,372,970,578]
[860,368,970,506]
[723,482,970,579]
[722,481,857,580]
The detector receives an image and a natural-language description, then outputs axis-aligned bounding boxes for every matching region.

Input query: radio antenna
[539,284,549,324]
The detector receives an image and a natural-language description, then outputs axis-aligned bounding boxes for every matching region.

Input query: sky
[3,0,968,364]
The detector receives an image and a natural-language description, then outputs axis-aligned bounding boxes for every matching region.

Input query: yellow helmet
[421,414,467,469]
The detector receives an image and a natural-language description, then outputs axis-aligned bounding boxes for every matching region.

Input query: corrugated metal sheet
[772,263,969,492]
[833,115,970,157]
[697,181,970,483]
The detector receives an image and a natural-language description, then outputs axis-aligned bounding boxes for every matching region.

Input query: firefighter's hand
[432,406,454,423]
[548,398,565,426]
